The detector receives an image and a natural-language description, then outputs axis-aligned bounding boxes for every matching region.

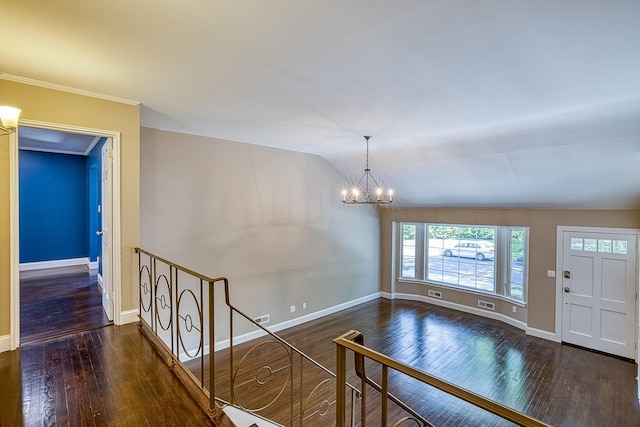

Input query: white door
[561,231,636,359]
[100,139,114,321]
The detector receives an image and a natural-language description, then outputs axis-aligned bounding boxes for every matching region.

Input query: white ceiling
[3,1,640,208]
[18,126,100,156]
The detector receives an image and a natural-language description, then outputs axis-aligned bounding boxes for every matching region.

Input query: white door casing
[558,227,637,360]
[99,139,114,321]
[9,120,122,350]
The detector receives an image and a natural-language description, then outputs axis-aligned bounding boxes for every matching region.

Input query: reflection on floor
[20,265,112,344]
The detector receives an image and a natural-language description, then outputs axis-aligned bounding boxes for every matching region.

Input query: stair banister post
[208,279,215,415]
[336,341,347,427]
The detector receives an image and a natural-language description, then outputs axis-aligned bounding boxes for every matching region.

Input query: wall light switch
[290,305,296,313]
[547,270,556,278]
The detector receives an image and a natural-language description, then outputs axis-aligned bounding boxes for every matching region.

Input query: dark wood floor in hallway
[20,266,112,344]
[1,298,639,426]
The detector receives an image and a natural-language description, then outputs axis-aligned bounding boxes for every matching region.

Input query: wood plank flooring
[0,325,212,426]
[20,266,112,344]
[188,299,640,426]
[2,297,639,426]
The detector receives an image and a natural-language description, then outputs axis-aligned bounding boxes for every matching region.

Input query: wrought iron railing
[136,248,364,425]
[334,330,553,427]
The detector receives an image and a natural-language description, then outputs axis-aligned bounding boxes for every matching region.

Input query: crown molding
[1,73,140,106]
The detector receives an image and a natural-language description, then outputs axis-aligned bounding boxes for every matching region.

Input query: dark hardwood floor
[189,299,640,426]
[0,325,212,426]
[20,266,112,344]
[2,297,639,426]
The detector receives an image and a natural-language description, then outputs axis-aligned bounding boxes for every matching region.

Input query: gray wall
[140,127,380,333]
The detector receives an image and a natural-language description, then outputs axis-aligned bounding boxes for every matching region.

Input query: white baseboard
[176,292,382,361]
[88,260,99,270]
[384,291,560,343]
[527,326,559,342]
[20,257,91,271]
[389,292,528,332]
[120,309,139,325]
[0,335,12,353]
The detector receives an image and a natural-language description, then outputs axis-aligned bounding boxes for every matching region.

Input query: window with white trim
[399,223,528,302]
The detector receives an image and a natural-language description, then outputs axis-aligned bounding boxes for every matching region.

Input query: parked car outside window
[442,241,495,261]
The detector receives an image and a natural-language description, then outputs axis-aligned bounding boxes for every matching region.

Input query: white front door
[100,139,114,321]
[561,230,637,359]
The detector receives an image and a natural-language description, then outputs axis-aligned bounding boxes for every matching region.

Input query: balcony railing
[135,248,362,425]
[334,330,553,427]
[136,248,551,426]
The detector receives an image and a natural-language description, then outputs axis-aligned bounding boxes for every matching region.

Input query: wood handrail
[334,330,553,427]
[135,247,224,283]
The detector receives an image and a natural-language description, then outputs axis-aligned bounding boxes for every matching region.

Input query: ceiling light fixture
[342,136,394,204]
[0,106,21,135]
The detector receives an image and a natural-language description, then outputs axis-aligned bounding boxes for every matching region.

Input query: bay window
[399,222,528,302]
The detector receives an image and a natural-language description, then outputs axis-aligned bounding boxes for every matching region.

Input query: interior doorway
[9,121,123,349]
[17,126,112,343]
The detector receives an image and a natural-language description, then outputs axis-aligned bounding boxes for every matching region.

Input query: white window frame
[398,222,528,304]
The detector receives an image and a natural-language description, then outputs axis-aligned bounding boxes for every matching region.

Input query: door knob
[563,287,570,293]
[563,271,571,279]
[96,231,103,236]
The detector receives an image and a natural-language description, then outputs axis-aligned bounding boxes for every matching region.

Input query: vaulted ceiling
[3,1,640,208]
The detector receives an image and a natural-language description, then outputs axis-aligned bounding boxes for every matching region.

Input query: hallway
[20,266,112,344]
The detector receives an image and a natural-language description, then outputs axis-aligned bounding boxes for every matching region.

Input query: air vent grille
[253,314,270,325]
[428,290,442,299]
[478,300,495,310]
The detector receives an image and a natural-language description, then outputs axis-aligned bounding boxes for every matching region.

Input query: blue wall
[19,150,90,263]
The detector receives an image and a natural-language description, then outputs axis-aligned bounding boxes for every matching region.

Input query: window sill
[397,278,527,308]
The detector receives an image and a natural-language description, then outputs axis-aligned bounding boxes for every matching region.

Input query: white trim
[111,135,123,325]
[527,326,559,342]
[178,293,382,361]
[19,146,91,156]
[120,309,140,325]
[1,73,140,106]
[397,279,527,307]
[385,291,558,343]
[555,228,564,343]
[0,335,12,353]
[19,257,90,271]
[10,120,124,350]
[383,291,528,332]
[215,292,380,351]
[9,131,20,350]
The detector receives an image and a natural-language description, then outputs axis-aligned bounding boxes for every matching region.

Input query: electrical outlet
[290,305,296,313]
[512,305,517,313]
[302,302,307,309]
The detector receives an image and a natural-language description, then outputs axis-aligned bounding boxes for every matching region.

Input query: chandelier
[0,106,21,135]
[342,136,394,204]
